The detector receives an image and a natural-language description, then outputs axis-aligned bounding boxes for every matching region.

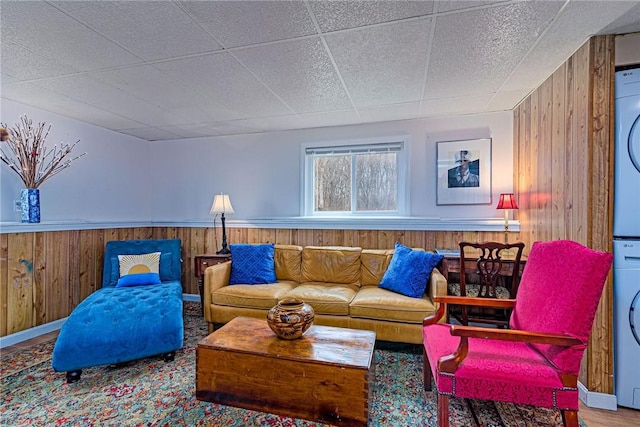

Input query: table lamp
[496,193,518,245]
[210,193,234,254]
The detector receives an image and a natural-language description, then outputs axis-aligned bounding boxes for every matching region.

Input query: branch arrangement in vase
[0,115,86,189]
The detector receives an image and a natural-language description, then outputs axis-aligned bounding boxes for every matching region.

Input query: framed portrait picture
[436,138,492,205]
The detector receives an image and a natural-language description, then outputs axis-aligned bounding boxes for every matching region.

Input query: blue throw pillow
[379,242,444,298]
[229,244,277,285]
[116,272,161,288]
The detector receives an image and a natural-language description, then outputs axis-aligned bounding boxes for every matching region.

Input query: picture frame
[436,138,492,205]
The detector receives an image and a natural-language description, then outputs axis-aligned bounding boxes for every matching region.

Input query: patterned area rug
[1,302,576,426]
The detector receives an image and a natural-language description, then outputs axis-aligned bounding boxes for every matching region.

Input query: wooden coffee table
[196,316,376,426]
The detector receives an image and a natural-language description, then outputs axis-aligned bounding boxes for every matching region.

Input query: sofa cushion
[229,244,277,285]
[301,246,362,286]
[212,281,298,310]
[379,242,443,298]
[350,286,437,323]
[361,249,393,285]
[274,245,302,282]
[282,283,357,316]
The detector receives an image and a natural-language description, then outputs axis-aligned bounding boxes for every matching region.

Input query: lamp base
[217,247,230,255]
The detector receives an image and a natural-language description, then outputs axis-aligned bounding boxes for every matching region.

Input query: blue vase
[21,188,41,223]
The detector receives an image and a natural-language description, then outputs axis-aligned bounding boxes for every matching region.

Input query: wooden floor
[1,333,638,426]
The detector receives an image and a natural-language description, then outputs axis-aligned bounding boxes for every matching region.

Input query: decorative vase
[266,298,315,340]
[21,188,40,223]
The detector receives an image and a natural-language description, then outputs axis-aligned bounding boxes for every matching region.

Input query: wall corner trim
[578,381,618,410]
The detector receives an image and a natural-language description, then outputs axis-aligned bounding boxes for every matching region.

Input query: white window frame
[301,136,409,217]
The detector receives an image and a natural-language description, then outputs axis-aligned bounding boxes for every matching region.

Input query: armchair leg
[437,393,450,427]
[162,352,175,362]
[561,409,579,427]
[423,347,433,391]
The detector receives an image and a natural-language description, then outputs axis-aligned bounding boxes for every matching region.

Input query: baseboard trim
[578,381,618,410]
[0,294,202,348]
[0,317,68,349]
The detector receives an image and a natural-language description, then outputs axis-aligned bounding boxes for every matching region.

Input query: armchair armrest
[450,325,584,347]
[437,324,585,374]
[434,295,516,309]
[424,295,515,326]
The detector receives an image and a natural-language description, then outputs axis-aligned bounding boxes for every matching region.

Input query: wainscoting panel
[513,35,615,394]
[1,227,508,338]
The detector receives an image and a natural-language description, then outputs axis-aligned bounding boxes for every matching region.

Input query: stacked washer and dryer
[613,67,640,410]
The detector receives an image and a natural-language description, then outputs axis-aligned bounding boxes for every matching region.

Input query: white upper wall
[149,111,514,222]
[2,98,513,225]
[1,99,151,223]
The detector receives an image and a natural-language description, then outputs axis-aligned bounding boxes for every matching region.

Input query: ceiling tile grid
[1,0,638,141]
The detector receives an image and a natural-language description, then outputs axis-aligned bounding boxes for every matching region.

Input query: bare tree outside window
[356,152,396,211]
[314,155,351,211]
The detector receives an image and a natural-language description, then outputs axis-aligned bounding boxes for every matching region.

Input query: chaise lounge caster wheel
[163,352,175,362]
[66,370,82,383]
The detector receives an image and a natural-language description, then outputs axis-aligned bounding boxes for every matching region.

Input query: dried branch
[0,115,86,188]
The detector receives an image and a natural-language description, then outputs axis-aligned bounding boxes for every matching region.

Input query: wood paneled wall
[0,226,506,337]
[513,35,615,394]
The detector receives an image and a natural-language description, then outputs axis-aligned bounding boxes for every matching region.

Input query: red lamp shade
[497,193,518,210]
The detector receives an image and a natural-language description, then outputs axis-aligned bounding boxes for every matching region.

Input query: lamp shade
[210,194,235,215]
[496,193,518,210]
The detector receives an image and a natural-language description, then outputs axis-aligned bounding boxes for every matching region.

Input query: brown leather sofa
[203,245,446,344]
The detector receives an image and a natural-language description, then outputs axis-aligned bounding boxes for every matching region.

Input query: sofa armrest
[203,261,231,322]
[427,267,447,302]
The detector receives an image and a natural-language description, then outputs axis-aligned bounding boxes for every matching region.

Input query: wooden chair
[423,240,613,427]
[447,241,525,327]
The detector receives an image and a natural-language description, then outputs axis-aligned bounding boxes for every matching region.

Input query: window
[303,139,406,216]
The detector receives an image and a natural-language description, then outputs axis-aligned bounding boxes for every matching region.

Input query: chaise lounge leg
[163,352,175,362]
[66,370,82,383]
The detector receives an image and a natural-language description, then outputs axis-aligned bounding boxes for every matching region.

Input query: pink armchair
[422,240,613,427]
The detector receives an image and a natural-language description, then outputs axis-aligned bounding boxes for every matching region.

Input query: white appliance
[613,67,640,410]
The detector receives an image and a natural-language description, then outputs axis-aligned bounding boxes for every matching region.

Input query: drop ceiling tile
[1,1,140,71]
[1,82,145,130]
[424,1,563,99]
[156,123,224,139]
[1,74,18,84]
[119,127,181,141]
[599,3,640,35]
[299,109,362,128]
[359,102,420,123]
[226,115,307,132]
[33,74,186,127]
[0,42,77,81]
[326,19,432,108]
[483,89,531,112]
[419,94,493,117]
[437,1,510,14]
[53,1,221,61]
[179,0,315,48]
[155,53,292,121]
[309,0,434,32]
[206,121,263,136]
[235,38,352,114]
[91,66,212,123]
[502,1,640,92]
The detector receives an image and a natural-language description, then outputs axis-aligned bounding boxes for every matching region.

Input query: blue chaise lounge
[52,239,184,383]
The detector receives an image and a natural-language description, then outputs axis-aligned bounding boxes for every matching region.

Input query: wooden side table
[194,254,231,315]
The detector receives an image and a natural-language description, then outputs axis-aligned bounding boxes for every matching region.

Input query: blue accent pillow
[229,244,277,285]
[379,242,444,298]
[116,272,161,288]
